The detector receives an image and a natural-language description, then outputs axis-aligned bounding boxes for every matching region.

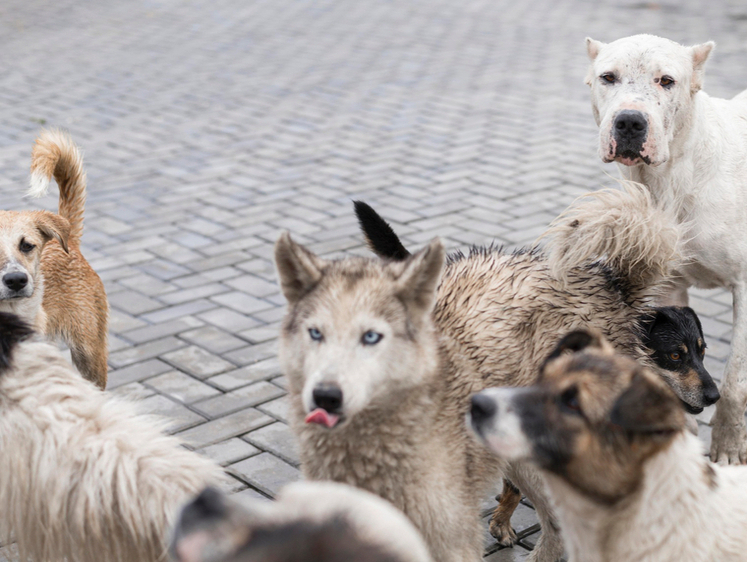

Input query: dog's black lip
[681,400,704,415]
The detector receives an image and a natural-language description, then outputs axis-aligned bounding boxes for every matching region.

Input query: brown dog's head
[0,210,69,302]
[469,329,686,505]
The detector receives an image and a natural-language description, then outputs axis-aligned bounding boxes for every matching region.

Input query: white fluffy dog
[585,33,747,464]
[0,313,224,562]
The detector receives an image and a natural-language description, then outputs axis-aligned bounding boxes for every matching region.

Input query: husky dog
[276,183,690,562]
[171,482,432,562]
[470,330,747,562]
[585,34,747,464]
[0,313,223,562]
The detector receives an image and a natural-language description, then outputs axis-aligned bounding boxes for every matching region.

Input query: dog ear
[585,37,604,61]
[610,370,685,433]
[394,238,444,319]
[274,232,328,305]
[0,312,34,371]
[34,211,70,254]
[690,41,715,93]
[545,330,604,363]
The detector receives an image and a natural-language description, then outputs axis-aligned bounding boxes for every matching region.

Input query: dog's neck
[546,432,722,562]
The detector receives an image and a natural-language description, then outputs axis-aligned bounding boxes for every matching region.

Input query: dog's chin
[681,400,704,415]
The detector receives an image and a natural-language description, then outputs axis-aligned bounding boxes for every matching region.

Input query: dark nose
[3,272,28,292]
[313,384,343,413]
[614,110,648,139]
[703,383,720,406]
[470,393,497,426]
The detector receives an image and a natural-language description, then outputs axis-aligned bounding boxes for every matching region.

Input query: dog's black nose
[614,110,648,139]
[3,272,28,292]
[313,384,343,413]
[470,393,497,426]
[703,384,720,406]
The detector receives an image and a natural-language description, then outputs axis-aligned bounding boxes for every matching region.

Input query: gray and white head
[170,482,432,562]
[585,34,714,167]
[0,210,69,302]
[469,330,686,504]
[274,232,444,429]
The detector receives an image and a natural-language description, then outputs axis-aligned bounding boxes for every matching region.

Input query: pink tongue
[305,408,340,428]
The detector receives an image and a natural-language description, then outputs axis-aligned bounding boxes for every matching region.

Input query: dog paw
[710,410,747,465]
[489,518,517,547]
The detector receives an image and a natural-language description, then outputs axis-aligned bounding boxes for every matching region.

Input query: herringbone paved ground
[1,0,746,559]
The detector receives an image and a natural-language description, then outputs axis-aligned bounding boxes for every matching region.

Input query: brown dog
[0,130,108,388]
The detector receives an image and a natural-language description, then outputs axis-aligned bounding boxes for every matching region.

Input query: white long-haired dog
[0,312,224,562]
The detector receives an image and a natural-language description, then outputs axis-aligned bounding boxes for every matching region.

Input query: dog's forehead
[0,212,42,239]
[596,35,692,75]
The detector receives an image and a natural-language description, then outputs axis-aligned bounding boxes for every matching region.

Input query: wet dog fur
[0,312,223,562]
[0,130,108,387]
[470,330,747,562]
[276,182,690,562]
[171,482,432,562]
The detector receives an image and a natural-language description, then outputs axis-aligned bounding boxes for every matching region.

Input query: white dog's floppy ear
[274,231,328,305]
[394,238,444,320]
[690,41,715,93]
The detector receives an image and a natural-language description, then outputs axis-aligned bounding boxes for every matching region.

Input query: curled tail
[353,200,411,260]
[542,181,686,292]
[28,129,87,245]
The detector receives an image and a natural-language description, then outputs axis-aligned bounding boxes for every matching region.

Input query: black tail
[0,313,34,371]
[353,201,411,260]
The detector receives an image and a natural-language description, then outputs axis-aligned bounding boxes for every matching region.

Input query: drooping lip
[305,408,341,428]
[681,400,704,415]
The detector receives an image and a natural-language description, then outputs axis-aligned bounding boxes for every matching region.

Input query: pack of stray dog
[2,31,747,562]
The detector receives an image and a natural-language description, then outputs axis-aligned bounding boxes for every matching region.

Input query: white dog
[0,312,224,562]
[585,33,747,464]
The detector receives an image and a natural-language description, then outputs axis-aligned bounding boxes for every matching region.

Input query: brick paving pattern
[1,0,747,558]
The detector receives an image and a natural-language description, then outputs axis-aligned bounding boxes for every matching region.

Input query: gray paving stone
[180,325,248,355]
[197,437,261,466]
[243,421,300,466]
[162,345,235,379]
[177,409,274,449]
[229,452,301,497]
[207,357,283,391]
[137,393,206,433]
[145,370,221,403]
[107,358,174,389]
[193,381,285,418]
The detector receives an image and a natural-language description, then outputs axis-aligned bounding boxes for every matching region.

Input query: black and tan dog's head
[641,306,718,414]
[0,211,69,303]
[469,329,686,505]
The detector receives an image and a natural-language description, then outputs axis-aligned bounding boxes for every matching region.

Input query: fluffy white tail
[542,181,686,291]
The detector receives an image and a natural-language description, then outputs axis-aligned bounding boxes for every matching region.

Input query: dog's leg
[710,283,747,464]
[489,479,521,546]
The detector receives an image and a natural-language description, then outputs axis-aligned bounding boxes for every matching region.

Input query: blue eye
[309,328,323,341]
[361,331,383,345]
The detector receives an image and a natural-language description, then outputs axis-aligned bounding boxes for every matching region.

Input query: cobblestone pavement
[1,0,747,559]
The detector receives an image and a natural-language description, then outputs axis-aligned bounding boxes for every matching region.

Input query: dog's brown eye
[669,352,681,361]
[660,76,675,87]
[600,73,616,84]
[560,387,581,413]
[19,240,35,253]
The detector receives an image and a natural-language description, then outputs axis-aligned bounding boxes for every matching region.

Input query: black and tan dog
[470,330,747,562]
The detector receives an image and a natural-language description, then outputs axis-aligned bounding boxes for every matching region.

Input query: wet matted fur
[0,129,108,387]
[471,331,747,562]
[0,313,223,562]
[276,184,685,562]
[171,482,432,562]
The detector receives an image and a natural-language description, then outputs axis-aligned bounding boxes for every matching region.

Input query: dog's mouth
[681,400,704,415]
[614,152,651,167]
[305,408,342,428]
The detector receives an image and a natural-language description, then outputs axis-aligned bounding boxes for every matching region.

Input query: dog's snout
[312,383,343,413]
[614,110,647,137]
[470,393,497,426]
[3,271,28,292]
[703,384,720,406]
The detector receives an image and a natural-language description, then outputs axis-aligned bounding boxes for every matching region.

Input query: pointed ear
[394,238,444,319]
[34,211,70,253]
[610,370,685,433]
[274,231,328,305]
[586,37,604,61]
[691,41,714,93]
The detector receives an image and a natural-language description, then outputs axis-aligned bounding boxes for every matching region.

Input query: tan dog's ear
[691,41,715,93]
[274,231,327,305]
[394,238,444,320]
[610,370,685,433]
[34,211,70,254]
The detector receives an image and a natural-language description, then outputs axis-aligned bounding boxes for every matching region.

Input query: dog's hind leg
[710,284,747,465]
[489,479,521,546]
